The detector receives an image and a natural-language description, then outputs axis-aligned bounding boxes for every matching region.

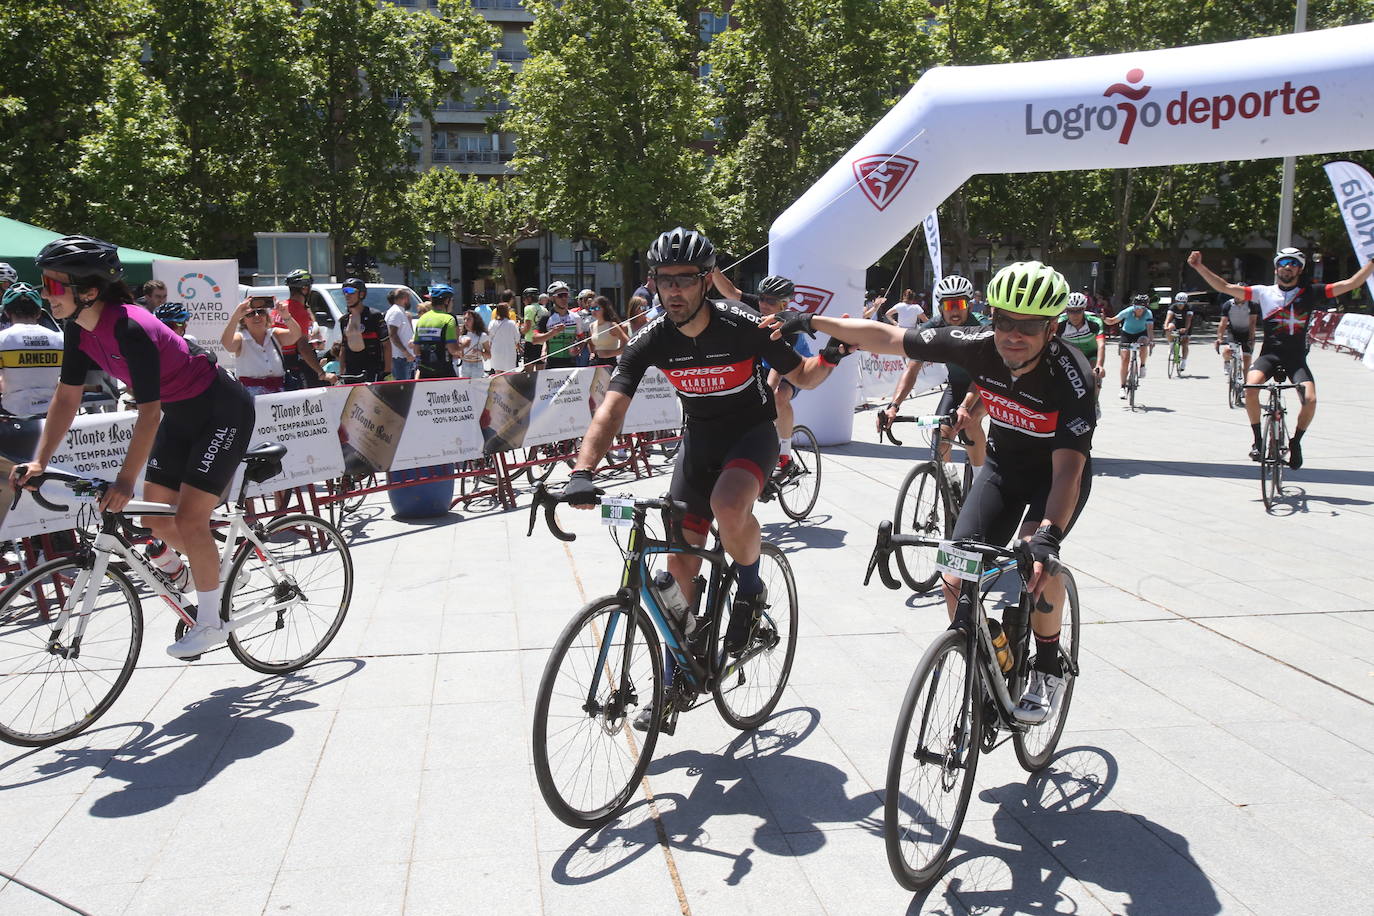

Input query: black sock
[1291,427,1305,444]
[1250,423,1262,445]
[1033,631,1062,676]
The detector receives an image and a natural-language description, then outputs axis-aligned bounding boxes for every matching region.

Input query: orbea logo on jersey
[789,285,834,315]
[852,154,918,211]
[1024,68,1321,146]
[664,360,753,395]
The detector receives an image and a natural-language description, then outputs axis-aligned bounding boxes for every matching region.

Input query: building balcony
[432,149,515,164]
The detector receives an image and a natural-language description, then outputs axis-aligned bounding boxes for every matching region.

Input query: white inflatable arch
[770,23,1374,444]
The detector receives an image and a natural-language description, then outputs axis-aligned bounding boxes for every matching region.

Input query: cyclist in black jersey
[563,227,848,666]
[1214,296,1260,374]
[769,261,1092,726]
[1190,248,1374,467]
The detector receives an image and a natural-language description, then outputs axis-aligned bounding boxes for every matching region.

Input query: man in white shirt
[885,289,928,329]
[384,289,416,380]
[0,283,63,417]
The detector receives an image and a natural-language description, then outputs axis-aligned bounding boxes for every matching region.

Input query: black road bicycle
[527,484,799,827]
[865,522,1081,891]
[756,424,823,520]
[1246,380,1302,511]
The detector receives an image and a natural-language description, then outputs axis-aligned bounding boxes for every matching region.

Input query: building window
[699,12,729,41]
[429,233,451,267]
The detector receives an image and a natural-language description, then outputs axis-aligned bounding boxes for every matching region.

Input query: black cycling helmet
[285,268,313,288]
[155,302,191,325]
[35,235,123,283]
[646,227,716,271]
[521,287,539,297]
[342,277,367,298]
[758,275,795,300]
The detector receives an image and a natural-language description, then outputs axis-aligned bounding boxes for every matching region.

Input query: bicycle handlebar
[863,520,1062,590]
[527,483,583,542]
[877,410,959,446]
[8,466,100,514]
[527,482,693,547]
[1242,382,1302,390]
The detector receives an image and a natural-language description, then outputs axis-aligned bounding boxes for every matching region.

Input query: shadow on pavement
[902,746,1221,916]
[1095,456,1374,490]
[0,659,363,813]
[550,707,882,886]
[761,515,847,552]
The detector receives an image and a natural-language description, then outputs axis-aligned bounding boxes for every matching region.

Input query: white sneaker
[167,624,227,660]
[1013,669,1066,725]
[1139,365,1146,378]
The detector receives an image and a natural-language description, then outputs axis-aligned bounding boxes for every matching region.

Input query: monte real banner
[0,367,681,539]
[1323,160,1374,303]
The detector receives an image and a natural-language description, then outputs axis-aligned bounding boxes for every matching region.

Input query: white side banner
[1332,313,1374,353]
[923,211,943,287]
[152,259,240,371]
[855,352,948,405]
[1323,160,1374,304]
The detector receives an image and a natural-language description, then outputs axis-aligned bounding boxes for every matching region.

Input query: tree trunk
[1112,169,1135,306]
[950,189,973,277]
[620,256,636,306]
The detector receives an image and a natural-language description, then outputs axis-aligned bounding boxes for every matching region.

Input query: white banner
[923,211,943,287]
[1323,160,1374,303]
[395,378,487,467]
[1332,313,1374,353]
[152,259,240,370]
[855,351,948,405]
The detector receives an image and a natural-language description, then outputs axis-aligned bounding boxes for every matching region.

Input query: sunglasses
[653,272,706,290]
[941,297,970,310]
[587,306,601,312]
[992,313,1051,335]
[41,275,68,297]
[1276,258,1301,268]
[554,292,569,297]
[248,308,270,318]
[342,286,361,295]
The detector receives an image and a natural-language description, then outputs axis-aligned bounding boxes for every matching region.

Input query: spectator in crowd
[573,289,597,367]
[519,287,546,368]
[533,284,581,370]
[384,288,416,381]
[626,295,651,333]
[339,278,391,382]
[631,275,655,309]
[0,283,63,417]
[321,342,343,385]
[138,279,168,311]
[970,288,989,316]
[416,288,461,380]
[219,297,302,396]
[885,288,928,328]
[586,296,629,366]
[488,303,520,374]
[863,293,888,319]
[455,309,491,379]
[279,269,325,388]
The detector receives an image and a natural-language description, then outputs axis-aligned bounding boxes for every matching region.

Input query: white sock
[778,438,792,458]
[195,588,222,629]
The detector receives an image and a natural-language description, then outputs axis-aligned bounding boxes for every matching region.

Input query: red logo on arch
[852,154,919,211]
[790,285,834,315]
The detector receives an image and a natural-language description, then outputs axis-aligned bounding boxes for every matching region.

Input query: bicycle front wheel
[712,543,799,729]
[885,628,981,891]
[892,463,949,593]
[778,425,822,520]
[0,558,143,747]
[1167,346,1177,378]
[1127,359,1138,409]
[223,514,353,674]
[1014,568,1082,771]
[533,597,663,828]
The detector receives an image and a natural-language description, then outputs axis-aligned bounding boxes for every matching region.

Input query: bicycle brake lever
[526,485,545,538]
[865,521,902,590]
[545,496,576,542]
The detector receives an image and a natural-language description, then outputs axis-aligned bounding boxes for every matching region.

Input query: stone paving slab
[1,347,1372,915]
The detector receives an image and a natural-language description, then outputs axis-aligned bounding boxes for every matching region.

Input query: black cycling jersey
[609,300,803,427]
[902,326,1094,462]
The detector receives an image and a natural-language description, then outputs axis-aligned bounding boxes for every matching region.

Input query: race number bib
[935,542,982,582]
[600,497,635,528]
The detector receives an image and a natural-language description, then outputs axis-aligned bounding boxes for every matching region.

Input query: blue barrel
[386,465,454,518]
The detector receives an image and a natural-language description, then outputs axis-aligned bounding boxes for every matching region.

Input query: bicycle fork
[45,537,120,661]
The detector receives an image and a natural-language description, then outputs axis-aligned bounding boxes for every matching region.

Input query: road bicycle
[1222,343,1246,408]
[1166,333,1185,378]
[878,411,975,593]
[757,424,822,520]
[527,483,798,827]
[1121,341,1147,410]
[0,444,353,747]
[1246,380,1302,511]
[864,522,1081,891]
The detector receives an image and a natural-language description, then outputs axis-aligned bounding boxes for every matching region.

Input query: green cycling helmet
[986,261,1068,318]
[1,282,42,313]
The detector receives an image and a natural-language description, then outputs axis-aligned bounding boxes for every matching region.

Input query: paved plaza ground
[1,343,1371,915]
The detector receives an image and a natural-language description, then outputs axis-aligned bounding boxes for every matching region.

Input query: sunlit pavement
[1,344,1371,915]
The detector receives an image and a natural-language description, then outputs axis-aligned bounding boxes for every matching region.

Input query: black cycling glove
[819,337,855,366]
[1026,523,1063,567]
[563,469,601,508]
[774,312,816,339]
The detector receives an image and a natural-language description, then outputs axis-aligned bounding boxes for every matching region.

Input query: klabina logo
[852,154,918,211]
[1025,68,1321,146]
[790,286,834,315]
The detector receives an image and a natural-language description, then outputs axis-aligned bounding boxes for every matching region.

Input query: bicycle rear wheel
[0,559,143,747]
[892,463,950,593]
[712,543,799,729]
[533,597,663,828]
[223,514,353,674]
[884,628,981,891]
[1013,568,1081,771]
[778,425,822,520]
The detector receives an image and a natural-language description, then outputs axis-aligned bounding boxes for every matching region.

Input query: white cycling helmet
[0,263,16,285]
[934,275,974,301]
[1066,292,1089,310]
[1274,247,1306,269]
[1173,292,1189,304]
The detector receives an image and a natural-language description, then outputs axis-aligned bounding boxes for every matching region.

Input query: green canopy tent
[0,216,174,287]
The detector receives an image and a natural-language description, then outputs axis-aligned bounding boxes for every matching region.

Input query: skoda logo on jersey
[790,285,834,315]
[1056,350,1087,398]
[852,154,918,211]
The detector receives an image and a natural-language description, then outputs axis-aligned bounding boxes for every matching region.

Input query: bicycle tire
[223,514,353,674]
[1167,344,1177,378]
[532,596,663,828]
[1127,357,1138,410]
[892,463,950,593]
[711,543,799,729]
[884,628,982,891]
[1259,412,1278,509]
[778,425,822,520]
[1013,568,1082,771]
[0,558,143,747]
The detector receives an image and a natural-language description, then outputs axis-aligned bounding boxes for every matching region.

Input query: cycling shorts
[670,419,778,533]
[935,378,972,421]
[952,448,1092,547]
[1118,330,1148,351]
[145,369,256,497]
[1251,351,1313,386]
[1224,327,1254,354]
